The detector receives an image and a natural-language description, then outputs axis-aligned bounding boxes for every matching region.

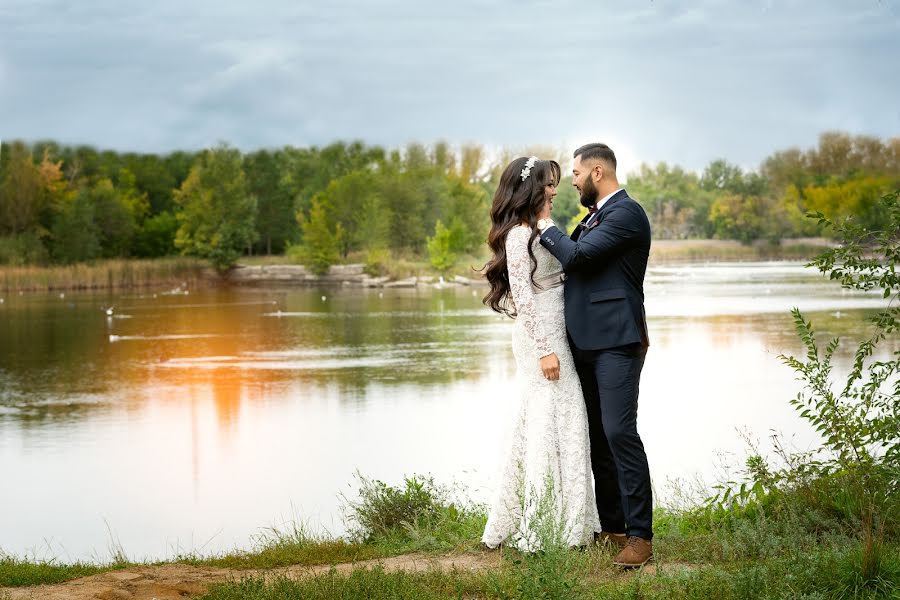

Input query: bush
[363,247,389,277]
[706,189,900,597]
[0,232,48,265]
[341,473,486,552]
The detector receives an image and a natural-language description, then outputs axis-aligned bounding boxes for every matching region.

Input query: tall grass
[0,257,210,292]
[3,471,898,598]
[0,554,126,587]
[649,238,834,262]
[183,513,383,570]
[341,473,487,554]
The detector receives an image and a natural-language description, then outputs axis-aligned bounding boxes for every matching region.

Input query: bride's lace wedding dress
[482,225,600,552]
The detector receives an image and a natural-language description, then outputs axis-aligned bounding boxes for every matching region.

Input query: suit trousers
[569,335,653,540]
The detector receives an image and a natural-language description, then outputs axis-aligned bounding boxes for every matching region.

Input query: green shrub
[341,473,486,552]
[0,232,48,265]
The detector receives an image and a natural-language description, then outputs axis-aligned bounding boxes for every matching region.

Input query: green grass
[0,555,127,587]
[197,541,900,600]
[201,566,495,600]
[4,472,898,600]
[180,520,387,570]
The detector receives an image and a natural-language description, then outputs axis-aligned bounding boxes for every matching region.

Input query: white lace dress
[482,225,600,552]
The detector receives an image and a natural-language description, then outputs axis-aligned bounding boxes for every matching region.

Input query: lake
[0,261,893,561]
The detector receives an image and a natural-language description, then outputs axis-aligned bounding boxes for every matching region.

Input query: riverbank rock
[383,277,418,288]
[454,276,477,286]
[222,264,485,288]
[226,264,369,286]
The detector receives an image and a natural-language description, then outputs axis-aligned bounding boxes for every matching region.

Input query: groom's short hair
[574,143,617,171]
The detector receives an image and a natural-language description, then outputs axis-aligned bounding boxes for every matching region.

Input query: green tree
[310,170,380,258]
[378,167,426,252]
[173,145,257,271]
[458,144,485,184]
[0,143,72,262]
[282,142,386,223]
[50,192,101,263]
[0,142,44,235]
[439,177,489,253]
[297,196,342,275]
[708,193,764,243]
[549,177,581,233]
[628,162,710,238]
[802,176,895,233]
[427,220,457,274]
[133,211,179,257]
[88,178,140,257]
[245,149,295,255]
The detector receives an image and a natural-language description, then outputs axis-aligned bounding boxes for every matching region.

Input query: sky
[1,0,899,174]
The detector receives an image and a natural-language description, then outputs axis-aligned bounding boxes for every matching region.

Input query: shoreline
[0,238,836,293]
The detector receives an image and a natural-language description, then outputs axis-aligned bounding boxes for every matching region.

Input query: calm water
[0,262,894,561]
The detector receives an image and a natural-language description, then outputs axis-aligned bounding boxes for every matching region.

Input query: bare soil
[0,553,499,600]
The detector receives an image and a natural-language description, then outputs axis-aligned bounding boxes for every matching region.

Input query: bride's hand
[540,353,560,381]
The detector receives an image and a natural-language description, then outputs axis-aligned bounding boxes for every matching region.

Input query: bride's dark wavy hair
[481,157,561,317]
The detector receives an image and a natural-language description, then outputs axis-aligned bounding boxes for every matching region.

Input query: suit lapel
[572,213,590,241]
[593,190,629,226]
[574,190,630,240]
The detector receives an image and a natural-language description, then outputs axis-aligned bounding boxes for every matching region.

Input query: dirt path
[0,553,692,599]
[0,553,500,600]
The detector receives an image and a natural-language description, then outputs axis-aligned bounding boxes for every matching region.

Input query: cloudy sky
[1,0,898,173]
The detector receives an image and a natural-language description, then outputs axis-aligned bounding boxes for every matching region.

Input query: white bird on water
[321,295,327,302]
[105,306,114,317]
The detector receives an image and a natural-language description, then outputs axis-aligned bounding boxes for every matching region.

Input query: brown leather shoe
[613,536,653,568]
[595,531,627,550]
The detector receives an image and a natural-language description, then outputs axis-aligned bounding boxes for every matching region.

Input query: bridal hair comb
[520,156,539,181]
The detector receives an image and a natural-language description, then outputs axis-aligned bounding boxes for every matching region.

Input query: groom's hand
[540,353,560,381]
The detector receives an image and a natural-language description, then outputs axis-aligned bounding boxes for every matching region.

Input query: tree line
[0,132,897,272]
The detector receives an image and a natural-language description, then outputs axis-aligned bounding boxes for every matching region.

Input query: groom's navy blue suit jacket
[539,189,651,351]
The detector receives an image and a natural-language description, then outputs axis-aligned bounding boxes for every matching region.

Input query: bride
[481,156,600,551]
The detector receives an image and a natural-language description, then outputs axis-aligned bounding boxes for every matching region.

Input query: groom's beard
[579,177,599,208]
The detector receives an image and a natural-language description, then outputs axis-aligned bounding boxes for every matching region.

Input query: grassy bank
[3,474,897,599]
[0,257,210,292]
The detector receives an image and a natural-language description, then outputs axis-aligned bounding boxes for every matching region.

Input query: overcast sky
[1,0,898,173]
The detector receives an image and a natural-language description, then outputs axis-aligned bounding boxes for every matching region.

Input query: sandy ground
[0,552,689,599]
[0,553,500,600]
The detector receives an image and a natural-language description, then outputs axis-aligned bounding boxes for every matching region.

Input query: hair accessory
[519,156,539,181]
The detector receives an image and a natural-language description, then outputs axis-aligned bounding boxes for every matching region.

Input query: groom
[537,143,653,567]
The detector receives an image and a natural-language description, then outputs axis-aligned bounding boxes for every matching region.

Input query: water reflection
[0,262,895,560]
